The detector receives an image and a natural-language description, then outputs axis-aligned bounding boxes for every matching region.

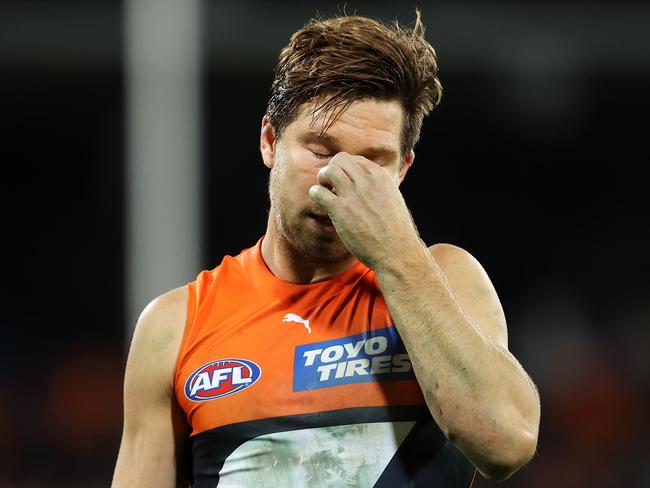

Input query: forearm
[374,240,539,479]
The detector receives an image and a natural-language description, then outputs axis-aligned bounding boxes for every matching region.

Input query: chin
[289,229,350,263]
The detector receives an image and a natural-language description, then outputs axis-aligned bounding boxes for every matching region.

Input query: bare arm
[308,152,540,480]
[112,287,191,487]
[375,242,540,480]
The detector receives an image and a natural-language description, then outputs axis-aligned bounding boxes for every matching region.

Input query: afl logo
[184,358,262,402]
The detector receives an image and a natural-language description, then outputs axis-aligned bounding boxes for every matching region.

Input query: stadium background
[1,0,649,486]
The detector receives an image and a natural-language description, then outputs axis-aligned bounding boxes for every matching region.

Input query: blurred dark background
[1,0,649,486]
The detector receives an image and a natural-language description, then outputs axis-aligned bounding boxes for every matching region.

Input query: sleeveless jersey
[174,237,476,487]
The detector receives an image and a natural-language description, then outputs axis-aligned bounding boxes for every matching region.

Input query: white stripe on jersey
[218,421,415,487]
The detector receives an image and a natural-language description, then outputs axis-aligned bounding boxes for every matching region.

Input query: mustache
[303,208,330,219]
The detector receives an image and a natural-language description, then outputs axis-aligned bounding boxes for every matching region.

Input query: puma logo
[282,313,312,334]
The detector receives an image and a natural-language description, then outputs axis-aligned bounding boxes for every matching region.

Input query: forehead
[291,98,404,154]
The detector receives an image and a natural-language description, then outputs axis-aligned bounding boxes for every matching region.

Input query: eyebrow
[299,131,398,159]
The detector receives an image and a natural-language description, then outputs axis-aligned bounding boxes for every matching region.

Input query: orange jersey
[173,237,476,487]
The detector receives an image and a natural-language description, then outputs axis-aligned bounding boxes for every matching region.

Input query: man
[112,11,540,487]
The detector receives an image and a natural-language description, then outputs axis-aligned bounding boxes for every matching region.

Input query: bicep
[112,289,191,487]
[430,243,508,348]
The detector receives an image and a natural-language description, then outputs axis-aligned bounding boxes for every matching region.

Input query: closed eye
[311,150,333,160]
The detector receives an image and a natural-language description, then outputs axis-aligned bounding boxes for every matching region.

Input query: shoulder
[135,286,188,349]
[127,286,189,393]
[428,243,508,348]
[427,243,492,287]
[427,243,495,283]
[428,242,480,266]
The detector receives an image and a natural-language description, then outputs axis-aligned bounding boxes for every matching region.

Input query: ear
[260,116,276,169]
[396,150,415,186]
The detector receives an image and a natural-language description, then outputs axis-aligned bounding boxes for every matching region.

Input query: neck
[261,216,358,284]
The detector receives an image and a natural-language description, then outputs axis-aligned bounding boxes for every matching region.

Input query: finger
[350,154,379,175]
[328,152,366,183]
[350,155,395,187]
[309,184,337,212]
[317,161,354,195]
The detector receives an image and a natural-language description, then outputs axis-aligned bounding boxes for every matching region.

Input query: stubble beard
[268,163,351,264]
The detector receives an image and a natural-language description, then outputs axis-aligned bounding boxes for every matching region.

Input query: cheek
[269,162,310,207]
[274,145,326,201]
[283,151,321,186]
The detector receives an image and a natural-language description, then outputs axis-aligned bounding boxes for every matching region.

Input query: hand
[308,152,423,270]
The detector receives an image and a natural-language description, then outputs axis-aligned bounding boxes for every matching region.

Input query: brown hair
[266,10,442,157]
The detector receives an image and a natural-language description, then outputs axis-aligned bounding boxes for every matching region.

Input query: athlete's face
[260,98,413,263]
